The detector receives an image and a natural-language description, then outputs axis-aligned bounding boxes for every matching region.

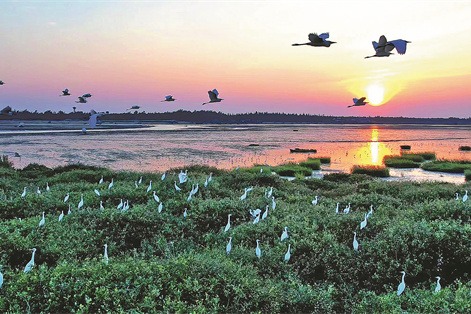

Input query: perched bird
[280,227,289,242]
[284,244,291,262]
[60,88,70,96]
[138,176,143,185]
[147,180,152,193]
[89,112,102,128]
[434,276,441,293]
[100,200,104,210]
[94,189,100,196]
[266,186,273,198]
[240,188,248,201]
[99,176,104,184]
[36,187,41,195]
[360,213,368,230]
[272,196,276,210]
[153,191,160,203]
[67,204,72,215]
[174,181,182,191]
[365,35,411,58]
[348,97,368,108]
[21,187,27,198]
[0,266,3,289]
[255,239,262,258]
[335,202,339,214]
[178,170,188,184]
[63,193,69,203]
[353,232,359,251]
[58,211,64,222]
[38,212,45,228]
[344,203,351,214]
[77,194,84,209]
[23,248,37,273]
[108,178,114,190]
[202,89,223,105]
[261,205,269,220]
[157,202,163,213]
[252,212,260,224]
[46,182,50,192]
[117,199,123,210]
[226,237,232,255]
[161,173,166,181]
[103,244,109,265]
[366,205,374,219]
[224,214,232,232]
[463,190,468,203]
[292,32,336,47]
[162,95,176,102]
[76,96,87,104]
[311,196,318,205]
[183,208,188,218]
[397,271,406,296]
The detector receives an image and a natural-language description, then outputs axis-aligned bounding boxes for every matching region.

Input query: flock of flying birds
[0,33,410,116]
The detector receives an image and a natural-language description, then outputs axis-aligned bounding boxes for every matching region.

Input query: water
[1,123,470,183]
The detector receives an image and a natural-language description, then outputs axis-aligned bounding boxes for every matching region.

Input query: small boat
[248,144,260,147]
[400,145,411,150]
[290,148,317,153]
[459,145,471,151]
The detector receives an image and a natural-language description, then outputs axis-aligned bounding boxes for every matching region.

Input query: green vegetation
[0,155,13,169]
[459,146,471,151]
[402,152,436,161]
[351,165,390,177]
[465,169,471,181]
[272,164,313,177]
[383,156,421,168]
[306,156,331,164]
[421,160,471,173]
[0,163,470,312]
[298,158,322,170]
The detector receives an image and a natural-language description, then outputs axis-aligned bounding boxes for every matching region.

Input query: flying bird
[365,35,411,58]
[76,96,87,104]
[0,80,5,85]
[292,32,336,47]
[162,95,176,102]
[202,89,223,105]
[82,93,92,98]
[348,97,368,108]
[60,88,70,96]
[127,105,140,111]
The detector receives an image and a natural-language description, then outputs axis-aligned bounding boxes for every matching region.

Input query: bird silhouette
[348,97,369,108]
[60,88,70,96]
[127,105,140,111]
[76,96,87,104]
[365,35,410,58]
[0,80,5,85]
[292,32,336,47]
[82,93,92,98]
[202,89,223,105]
[162,95,176,102]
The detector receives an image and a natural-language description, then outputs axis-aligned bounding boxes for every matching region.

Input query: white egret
[280,227,289,242]
[63,193,69,203]
[353,232,359,251]
[161,173,166,181]
[208,172,213,182]
[455,193,460,201]
[147,180,152,193]
[89,113,101,128]
[0,267,3,289]
[272,196,276,210]
[463,190,468,203]
[266,186,273,198]
[38,212,45,227]
[153,191,160,203]
[174,181,182,192]
[187,192,192,202]
[312,196,318,205]
[58,211,64,222]
[100,200,104,210]
[134,181,138,189]
[183,208,188,218]
[60,88,70,96]
[434,276,441,293]
[204,178,209,188]
[117,199,123,210]
[249,208,261,218]
[138,176,143,185]
[224,214,232,232]
[292,32,336,47]
[397,271,406,296]
[108,178,114,190]
[344,203,351,214]
[67,204,71,215]
[46,182,50,192]
[158,202,163,213]
[94,189,100,196]
[36,187,41,195]
[360,213,368,230]
[23,248,37,273]
[284,244,291,262]
[122,200,129,211]
[226,237,232,255]
[99,176,104,184]
[255,239,262,258]
[367,205,374,219]
[21,187,26,198]
[240,188,248,201]
[261,205,269,220]
[77,194,84,209]
[260,168,263,173]
[103,244,109,265]
[202,89,223,105]
[253,212,261,224]
[348,97,368,108]
[335,202,339,214]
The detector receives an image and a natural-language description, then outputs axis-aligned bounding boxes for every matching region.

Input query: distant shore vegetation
[1,160,469,312]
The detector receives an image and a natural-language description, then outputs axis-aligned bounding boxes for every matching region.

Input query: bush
[465,170,471,181]
[272,164,313,177]
[298,158,321,170]
[0,155,14,169]
[421,160,471,173]
[383,156,421,168]
[351,165,390,177]
[402,152,436,161]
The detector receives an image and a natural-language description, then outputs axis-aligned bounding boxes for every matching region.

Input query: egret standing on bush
[255,239,262,258]
[463,190,468,203]
[281,227,289,242]
[38,212,45,228]
[284,244,291,262]
[103,244,109,265]
[24,248,37,273]
[434,276,441,293]
[397,271,406,296]
[353,232,359,251]
[224,214,232,232]
[226,237,232,255]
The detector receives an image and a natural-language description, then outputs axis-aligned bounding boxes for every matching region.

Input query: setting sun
[366,84,385,106]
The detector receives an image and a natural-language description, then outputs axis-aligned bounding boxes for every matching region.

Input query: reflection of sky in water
[1,124,470,183]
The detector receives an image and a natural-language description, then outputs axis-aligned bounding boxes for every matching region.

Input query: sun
[366,84,385,106]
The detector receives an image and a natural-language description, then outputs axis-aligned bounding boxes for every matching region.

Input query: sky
[1,0,471,118]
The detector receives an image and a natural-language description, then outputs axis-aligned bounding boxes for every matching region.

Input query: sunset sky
[1,0,471,118]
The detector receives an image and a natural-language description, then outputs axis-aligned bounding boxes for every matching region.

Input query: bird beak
[331,41,337,44]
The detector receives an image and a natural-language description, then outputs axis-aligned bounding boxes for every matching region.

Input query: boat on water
[290,148,317,153]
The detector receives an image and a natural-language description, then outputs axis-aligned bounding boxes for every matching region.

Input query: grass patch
[465,169,471,181]
[402,152,436,161]
[298,158,321,170]
[383,156,421,168]
[459,146,471,151]
[351,165,390,177]
[307,156,331,164]
[272,164,313,176]
[421,160,471,173]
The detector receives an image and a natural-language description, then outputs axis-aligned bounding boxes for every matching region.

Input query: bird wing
[208,90,217,101]
[378,35,387,46]
[318,32,330,41]
[353,98,358,104]
[388,40,408,54]
[358,97,366,103]
[308,33,322,43]
[165,95,172,100]
[212,89,219,96]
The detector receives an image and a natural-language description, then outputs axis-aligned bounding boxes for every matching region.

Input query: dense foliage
[421,160,471,173]
[0,163,470,313]
[351,165,390,177]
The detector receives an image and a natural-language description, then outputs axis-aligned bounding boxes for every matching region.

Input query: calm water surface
[1,123,470,183]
